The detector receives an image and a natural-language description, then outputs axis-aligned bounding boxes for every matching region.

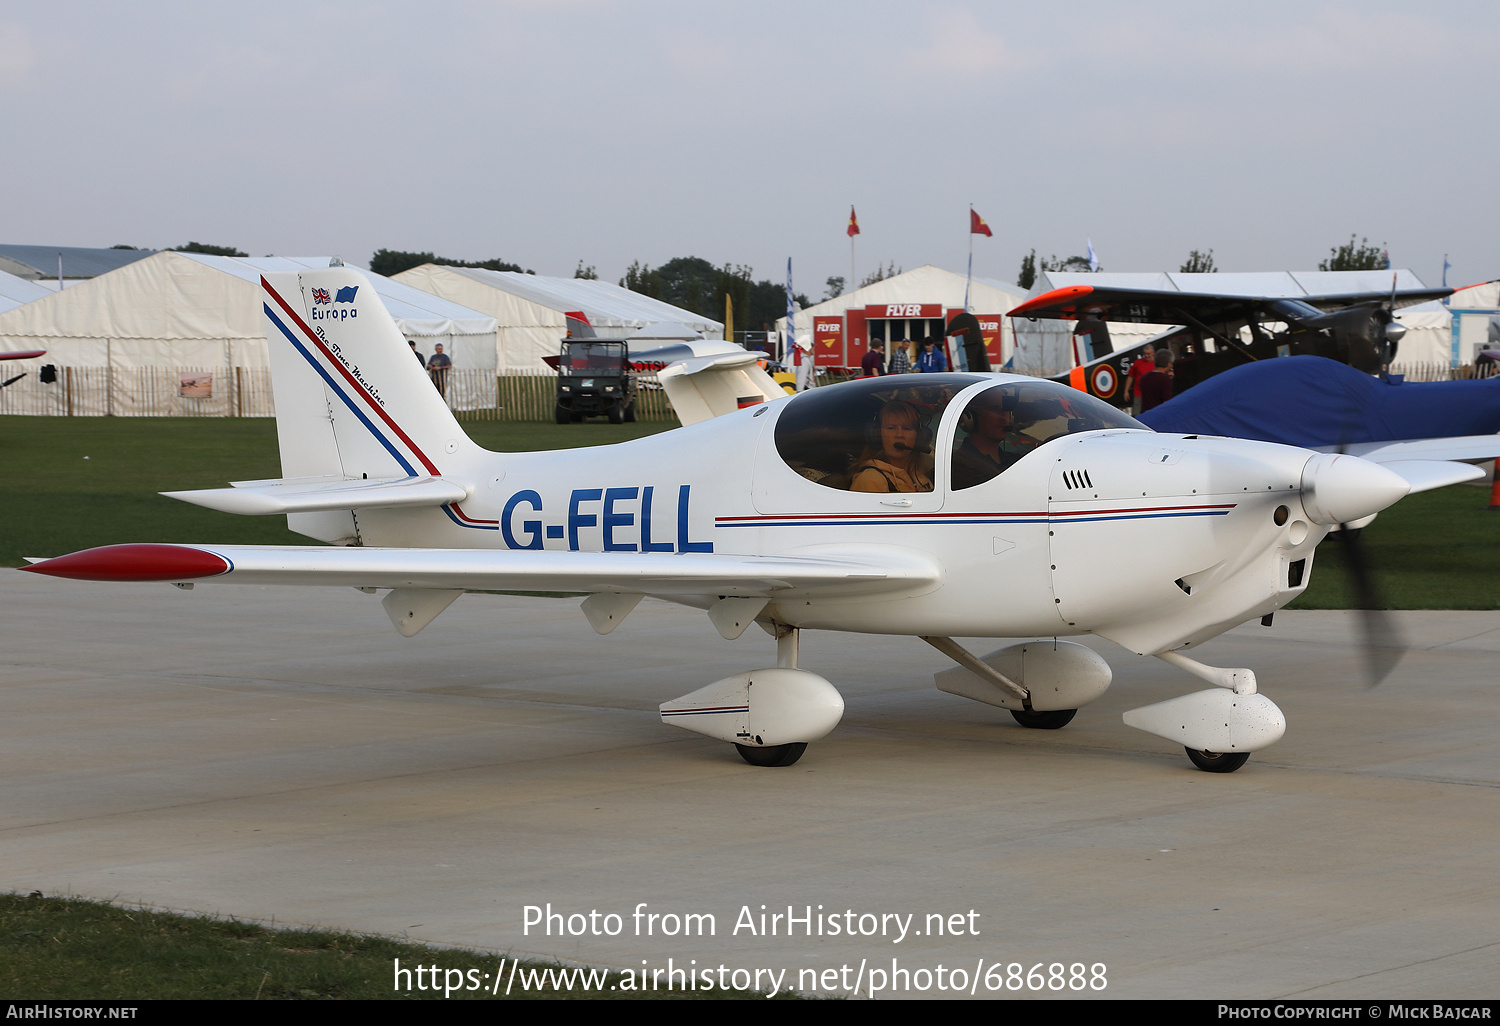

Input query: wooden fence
[1390,361,1499,382]
[0,366,679,421]
[0,366,278,418]
[2,362,1492,420]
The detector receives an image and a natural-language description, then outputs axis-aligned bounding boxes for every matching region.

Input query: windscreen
[951,379,1146,490]
[560,342,625,374]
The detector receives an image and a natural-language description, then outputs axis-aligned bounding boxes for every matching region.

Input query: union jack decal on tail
[311,288,331,305]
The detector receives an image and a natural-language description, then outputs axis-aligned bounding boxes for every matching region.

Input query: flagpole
[965,205,974,313]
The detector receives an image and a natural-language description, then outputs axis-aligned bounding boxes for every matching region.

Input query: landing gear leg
[776,623,799,669]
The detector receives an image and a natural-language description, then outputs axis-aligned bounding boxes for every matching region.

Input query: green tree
[1319,236,1388,272]
[859,260,901,288]
[824,276,845,300]
[109,244,140,250]
[1047,254,1093,273]
[746,277,809,330]
[574,261,598,280]
[172,241,248,257]
[620,260,664,298]
[1180,249,1217,273]
[1019,250,1095,289]
[622,256,807,330]
[369,249,533,277]
[655,256,720,314]
[1018,249,1038,290]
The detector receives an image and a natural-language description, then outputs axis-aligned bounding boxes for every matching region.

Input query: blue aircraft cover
[1138,356,1500,447]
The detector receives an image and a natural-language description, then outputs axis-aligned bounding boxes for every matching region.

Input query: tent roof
[435,267,722,332]
[0,251,497,342]
[177,254,497,336]
[780,265,1029,330]
[0,268,51,315]
[1036,269,1431,298]
[0,244,157,279]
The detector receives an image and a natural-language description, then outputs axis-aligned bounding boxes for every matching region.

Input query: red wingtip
[1009,285,1095,317]
[20,544,231,582]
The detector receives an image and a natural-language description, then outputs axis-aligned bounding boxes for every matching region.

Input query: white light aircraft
[23,270,1477,773]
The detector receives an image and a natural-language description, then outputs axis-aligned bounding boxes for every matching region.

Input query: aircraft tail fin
[655,349,785,426]
[260,270,479,542]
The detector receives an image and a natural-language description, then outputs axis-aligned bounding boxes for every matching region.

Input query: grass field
[0,416,672,567]
[0,892,775,1000]
[4,415,1496,608]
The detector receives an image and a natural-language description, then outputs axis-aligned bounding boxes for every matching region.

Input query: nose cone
[1301,453,1410,525]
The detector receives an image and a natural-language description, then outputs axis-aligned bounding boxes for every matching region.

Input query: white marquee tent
[0,252,498,370]
[394,265,723,371]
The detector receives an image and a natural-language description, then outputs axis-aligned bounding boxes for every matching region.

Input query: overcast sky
[3,1,1495,294]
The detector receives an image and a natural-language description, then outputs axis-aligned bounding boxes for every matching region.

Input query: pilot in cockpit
[951,388,1042,489]
[849,400,934,493]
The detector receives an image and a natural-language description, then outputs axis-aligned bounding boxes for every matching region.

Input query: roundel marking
[1090,364,1118,398]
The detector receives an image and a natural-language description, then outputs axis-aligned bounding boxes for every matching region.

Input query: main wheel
[1185,748,1250,773]
[735,742,808,767]
[554,404,570,424]
[1009,708,1076,729]
[607,401,625,424]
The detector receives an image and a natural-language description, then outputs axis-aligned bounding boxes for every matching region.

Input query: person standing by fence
[426,343,452,398]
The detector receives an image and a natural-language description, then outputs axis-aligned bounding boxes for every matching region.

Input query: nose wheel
[1185,748,1250,773]
[1009,708,1077,729]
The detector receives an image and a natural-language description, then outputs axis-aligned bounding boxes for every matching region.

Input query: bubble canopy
[772,374,1148,493]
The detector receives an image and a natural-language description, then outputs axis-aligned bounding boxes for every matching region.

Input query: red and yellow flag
[847,206,860,238]
[970,208,993,237]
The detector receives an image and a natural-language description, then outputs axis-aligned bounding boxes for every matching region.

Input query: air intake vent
[1062,469,1094,490]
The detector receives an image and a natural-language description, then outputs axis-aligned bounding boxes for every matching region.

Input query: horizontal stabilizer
[162,476,468,515]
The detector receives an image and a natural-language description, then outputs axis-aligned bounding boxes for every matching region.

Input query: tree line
[1016,237,1389,289]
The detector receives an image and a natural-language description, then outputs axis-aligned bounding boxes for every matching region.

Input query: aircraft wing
[21,543,940,598]
[1302,289,1454,312]
[1313,435,1499,495]
[1321,435,1500,465]
[1010,284,1454,327]
[1358,459,1485,494]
